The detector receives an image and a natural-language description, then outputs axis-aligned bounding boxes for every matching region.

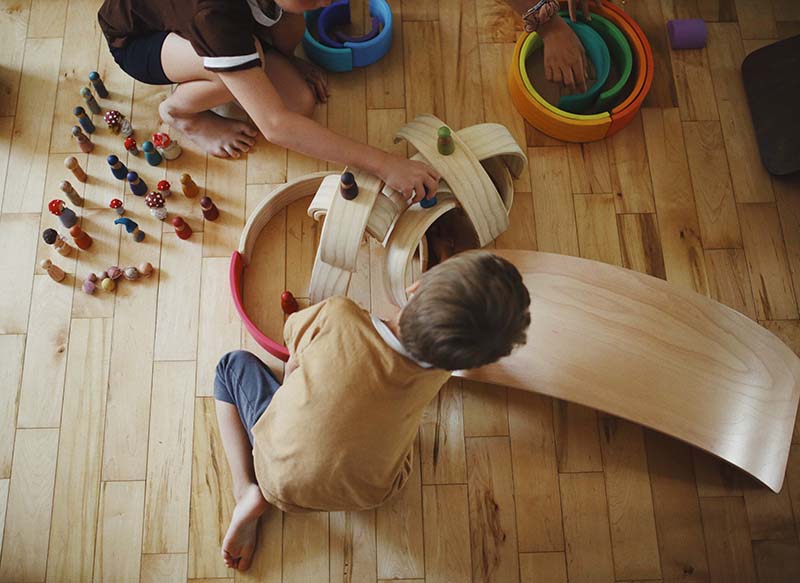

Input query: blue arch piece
[302,0,393,72]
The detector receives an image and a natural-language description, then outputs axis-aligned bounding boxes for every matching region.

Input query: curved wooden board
[308,250,353,304]
[319,167,383,271]
[366,193,403,243]
[456,250,800,493]
[481,156,514,213]
[453,123,527,179]
[395,115,509,247]
[384,191,459,306]
[308,174,341,222]
[238,172,335,263]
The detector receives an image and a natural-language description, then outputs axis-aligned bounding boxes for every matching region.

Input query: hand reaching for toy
[380,155,441,204]
[539,15,589,93]
[291,56,329,103]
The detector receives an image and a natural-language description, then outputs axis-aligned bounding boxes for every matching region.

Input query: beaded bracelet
[522,0,560,32]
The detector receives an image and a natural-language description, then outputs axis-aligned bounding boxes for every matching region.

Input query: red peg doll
[69,224,93,250]
[200,196,219,221]
[172,216,193,240]
[281,291,299,315]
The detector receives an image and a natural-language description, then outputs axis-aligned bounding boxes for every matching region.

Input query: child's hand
[566,0,602,22]
[539,15,589,93]
[291,57,329,103]
[380,155,441,204]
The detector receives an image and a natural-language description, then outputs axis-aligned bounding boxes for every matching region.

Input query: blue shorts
[214,350,282,446]
[109,32,172,85]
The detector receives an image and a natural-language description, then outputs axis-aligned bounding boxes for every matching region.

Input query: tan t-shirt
[252,296,451,512]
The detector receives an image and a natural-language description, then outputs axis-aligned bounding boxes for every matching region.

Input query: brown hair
[399,250,531,371]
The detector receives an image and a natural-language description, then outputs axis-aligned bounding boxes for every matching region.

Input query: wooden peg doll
[71,125,94,153]
[88,71,109,98]
[59,180,84,207]
[437,126,454,155]
[65,156,88,182]
[48,199,77,229]
[42,228,74,257]
[340,171,358,200]
[40,259,66,282]
[172,216,193,240]
[69,224,93,250]
[200,196,219,221]
[73,106,95,133]
[127,171,148,196]
[80,86,101,114]
[180,173,199,198]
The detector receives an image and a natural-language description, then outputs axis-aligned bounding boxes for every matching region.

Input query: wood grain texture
[753,539,800,583]
[462,380,509,437]
[459,250,800,492]
[0,0,30,117]
[642,108,709,294]
[699,497,757,583]
[466,436,520,583]
[366,0,404,109]
[773,176,800,305]
[70,209,121,319]
[330,510,376,583]
[705,248,757,319]
[0,335,24,477]
[553,400,603,473]
[617,213,667,279]
[733,0,777,39]
[0,478,6,560]
[422,485,472,583]
[567,141,612,195]
[203,156,246,257]
[283,512,329,583]
[519,552,568,583]
[47,318,112,583]
[0,428,58,583]
[93,481,145,583]
[403,21,444,120]
[558,473,615,583]
[439,0,483,129]
[140,554,188,583]
[574,194,623,266]
[683,121,742,249]
[742,478,796,541]
[529,147,578,255]
[0,116,13,208]
[608,113,656,214]
[669,47,719,121]
[420,378,467,485]
[508,390,564,553]
[0,213,38,334]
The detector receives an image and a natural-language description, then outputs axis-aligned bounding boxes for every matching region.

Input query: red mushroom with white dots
[109,198,124,216]
[145,191,167,220]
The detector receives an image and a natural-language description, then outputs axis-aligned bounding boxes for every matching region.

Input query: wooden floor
[2,0,800,581]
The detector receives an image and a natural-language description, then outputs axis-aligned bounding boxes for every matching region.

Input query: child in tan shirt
[213,250,531,570]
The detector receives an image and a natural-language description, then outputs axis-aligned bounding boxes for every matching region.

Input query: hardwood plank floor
[1,1,799,581]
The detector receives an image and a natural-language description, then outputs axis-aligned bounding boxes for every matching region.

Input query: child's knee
[215,350,256,399]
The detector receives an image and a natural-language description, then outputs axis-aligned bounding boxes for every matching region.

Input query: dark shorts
[214,350,282,446]
[109,31,172,85]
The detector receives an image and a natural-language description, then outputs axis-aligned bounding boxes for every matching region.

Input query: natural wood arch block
[395,115,510,247]
[455,250,800,493]
[367,193,403,243]
[308,252,353,304]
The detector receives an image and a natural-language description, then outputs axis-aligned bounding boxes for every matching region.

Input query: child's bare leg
[215,399,269,571]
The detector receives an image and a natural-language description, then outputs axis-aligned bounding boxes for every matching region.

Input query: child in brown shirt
[213,250,531,570]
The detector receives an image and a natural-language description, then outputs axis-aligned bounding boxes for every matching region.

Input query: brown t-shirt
[98,0,282,71]
[252,296,451,512]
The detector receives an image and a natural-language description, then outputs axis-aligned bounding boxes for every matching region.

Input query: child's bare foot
[159,102,258,159]
[222,483,268,571]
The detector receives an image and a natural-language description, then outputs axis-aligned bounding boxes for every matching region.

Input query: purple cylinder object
[667,19,707,50]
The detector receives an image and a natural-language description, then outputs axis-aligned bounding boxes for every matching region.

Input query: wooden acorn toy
[100,277,116,292]
[200,196,219,221]
[65,156,87,182]
[59,180,84,207]
[180,173,199,198]
[40,259,66,282]
[145,191,167,220]
[82,273,97,294]
[48,199,77,228]
[123,266,140,280]
[172,216,193,240]
[104,110,122,133]
[437,126,454,155]
[79,86,101,115]
[142,140,163,166]
[152,132,182,160]
[281,291,299,315]
[127,171,148,196]
[42,228,74,257]
[109,198,124,216]
[114,217,145,242]
[71,125,94,153]
[138,262,154,277]
[107,154,128,180]
[73,106,95,133]
[69,224,93,250]
[107,266,124,281]
[340,171,358,200]
[124,136,139,156]
[157,179,171,198]
[88,71,109,98]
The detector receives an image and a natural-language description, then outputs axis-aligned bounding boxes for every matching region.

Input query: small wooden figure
[157,179,171,198]
[123,266,140,280]
[48,199,77,228]
[104,110,122,133]
[145,191,167,220]
[139,262,154,277]
[59,180,84,207]
[100,277,116,292]
[40,259,66,282]
[152,132,182,160]
[127,171,148,196]
[142,140,163,166]
[107,154,128,180]
[88,71,109,99]
[200,196,219,221]
[71,125,94,153]
[82,273,97,294]
[42,228,74,257]
[69,224,93,250]
[420,195,438,209]
[340,171,358,200]
[437,126,454,155]
[114,217,145,242]
[124,136,139,156]
[107,266,123,280]
[65,156,88,182]
[120,118,133,138]
[73,106,95,133]
[180,173,199,198]
[79,86,101,114]
[172,216,193,240]
[281,291,299,315]
[109,198,124,216]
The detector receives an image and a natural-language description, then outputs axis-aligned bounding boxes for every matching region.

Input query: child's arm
[219,67,440,203]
